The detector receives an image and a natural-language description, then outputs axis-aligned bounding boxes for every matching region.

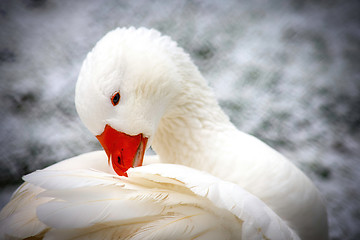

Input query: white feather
[1,161,300,239]
[0,27,328,239]
[0,183,48,239]
[129,164,300,240]
[16,164,246,239]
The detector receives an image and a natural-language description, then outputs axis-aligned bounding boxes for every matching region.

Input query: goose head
[75,27,185,176]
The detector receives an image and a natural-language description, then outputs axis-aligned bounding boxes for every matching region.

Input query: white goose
[0,27,328,240]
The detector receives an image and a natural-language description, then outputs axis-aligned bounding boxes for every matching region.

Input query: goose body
[0,27,328,239]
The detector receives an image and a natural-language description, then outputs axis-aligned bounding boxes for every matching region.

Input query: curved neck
[151,72,234,172]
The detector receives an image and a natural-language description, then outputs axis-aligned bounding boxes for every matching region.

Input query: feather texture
[0,183,48,239]
[0,27,328,239]
[1,153,300,239]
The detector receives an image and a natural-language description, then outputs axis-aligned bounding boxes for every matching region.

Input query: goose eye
[111,92,121,106]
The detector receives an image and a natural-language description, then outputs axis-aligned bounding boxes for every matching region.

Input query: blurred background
[0,0,359,239]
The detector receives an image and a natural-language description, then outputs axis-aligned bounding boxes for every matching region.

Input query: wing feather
[0,183,49,239]
[129,164,301,240]
[1,157,300,240]
[28,167,243,239]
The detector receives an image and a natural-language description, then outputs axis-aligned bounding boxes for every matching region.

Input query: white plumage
[0,27,328,239]
[0,152,299,240]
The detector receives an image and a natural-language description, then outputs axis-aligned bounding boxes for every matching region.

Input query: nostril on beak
[117,156,122,165]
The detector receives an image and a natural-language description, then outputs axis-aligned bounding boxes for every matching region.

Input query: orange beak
[96,124,148,176]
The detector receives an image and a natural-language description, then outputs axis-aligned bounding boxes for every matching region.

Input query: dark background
[0,0,359,239]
